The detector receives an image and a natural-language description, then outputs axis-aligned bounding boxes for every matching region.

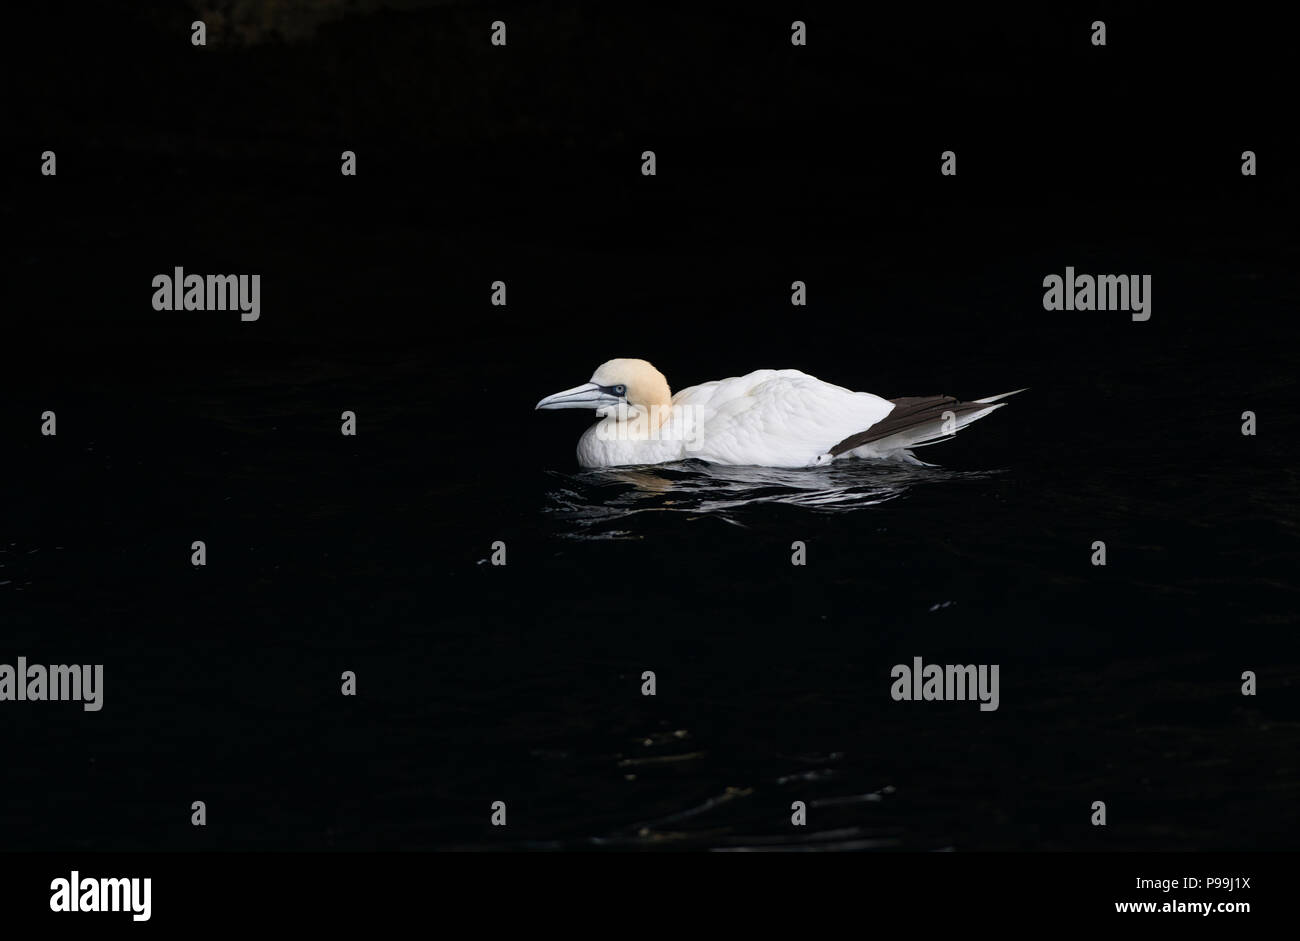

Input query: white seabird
[536,358,1022,469]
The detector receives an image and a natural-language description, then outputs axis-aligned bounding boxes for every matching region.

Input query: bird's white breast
[576,412,688,467]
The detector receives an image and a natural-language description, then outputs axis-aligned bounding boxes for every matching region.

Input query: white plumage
[535,359,1020,469]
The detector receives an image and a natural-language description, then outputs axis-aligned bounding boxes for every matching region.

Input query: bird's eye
[614,385,627,396]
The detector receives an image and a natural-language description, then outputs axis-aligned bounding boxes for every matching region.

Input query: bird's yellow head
[535,358,672,417]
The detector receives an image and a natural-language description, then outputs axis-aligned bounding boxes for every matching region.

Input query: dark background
[2,1,1297,850]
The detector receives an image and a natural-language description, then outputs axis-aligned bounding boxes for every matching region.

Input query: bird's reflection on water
[543,460,1003,537]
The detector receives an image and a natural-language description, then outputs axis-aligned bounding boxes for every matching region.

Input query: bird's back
[672,369,895,467]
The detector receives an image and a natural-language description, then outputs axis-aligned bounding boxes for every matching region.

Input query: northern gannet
[536,359,1022,469]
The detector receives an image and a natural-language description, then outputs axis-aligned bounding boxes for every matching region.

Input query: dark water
[4,297,1297,852]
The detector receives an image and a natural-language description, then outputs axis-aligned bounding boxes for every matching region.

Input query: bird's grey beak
[535,382,619,411]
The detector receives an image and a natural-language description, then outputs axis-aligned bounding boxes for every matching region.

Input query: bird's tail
[829,389,1026,459]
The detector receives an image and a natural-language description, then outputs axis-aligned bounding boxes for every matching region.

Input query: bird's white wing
[672,369,894,467]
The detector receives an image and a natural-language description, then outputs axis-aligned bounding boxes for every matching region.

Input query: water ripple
[543,460,1003,538]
